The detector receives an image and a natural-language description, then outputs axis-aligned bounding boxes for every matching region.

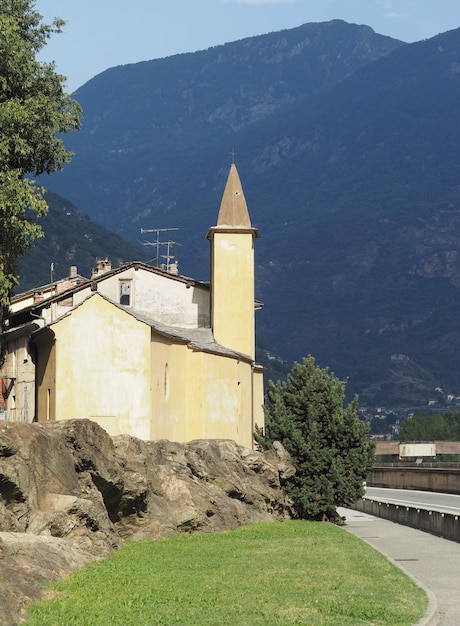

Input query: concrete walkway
[337,507,460,625]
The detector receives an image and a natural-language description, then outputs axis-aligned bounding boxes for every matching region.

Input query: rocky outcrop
[0,419,294,624]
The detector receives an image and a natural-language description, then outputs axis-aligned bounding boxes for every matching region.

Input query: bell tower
[206,164,259,359]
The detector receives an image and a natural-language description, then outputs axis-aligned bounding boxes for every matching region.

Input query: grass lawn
[26,520,427,626]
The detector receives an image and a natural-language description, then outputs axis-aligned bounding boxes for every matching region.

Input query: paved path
[338,507,460,625]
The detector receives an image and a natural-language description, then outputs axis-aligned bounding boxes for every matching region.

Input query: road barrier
[353,497,460,543]
[368,466,460,494]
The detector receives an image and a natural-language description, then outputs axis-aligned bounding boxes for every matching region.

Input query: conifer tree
[0,0,81,341]
[257,356,375,519]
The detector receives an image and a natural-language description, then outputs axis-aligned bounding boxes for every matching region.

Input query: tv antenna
[140,227,180,272]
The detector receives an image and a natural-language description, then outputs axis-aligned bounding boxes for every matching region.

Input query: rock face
[0,419,294,624]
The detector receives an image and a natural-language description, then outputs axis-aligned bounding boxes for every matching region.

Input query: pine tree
[257,356,375,519]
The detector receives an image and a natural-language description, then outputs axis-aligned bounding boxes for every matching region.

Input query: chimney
[69,265,78,278]
[168,261,179,275]
[91,257,112,278]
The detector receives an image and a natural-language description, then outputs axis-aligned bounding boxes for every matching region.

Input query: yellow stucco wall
[150,334,189,442]
[35,332,56,422]
[149,331,255,448]
[236,359,253,447]
[201,353,240,442]
[39,295,153,439]
[35,293,260,448]
[253,367,265,433]
[211,232,255,360]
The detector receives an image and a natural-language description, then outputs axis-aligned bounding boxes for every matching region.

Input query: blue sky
[36,0,460,93]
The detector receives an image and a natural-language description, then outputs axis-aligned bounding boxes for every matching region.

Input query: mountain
[46,20,403,245]
[17,192,150,291]
[28,20,460,406]
[245,26,460,402]
[251,27,460,401]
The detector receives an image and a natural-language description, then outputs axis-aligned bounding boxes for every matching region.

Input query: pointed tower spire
[216,163,252,228]
[206,163,259,359]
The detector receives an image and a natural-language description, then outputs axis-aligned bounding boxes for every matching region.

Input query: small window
[119,280,132,306]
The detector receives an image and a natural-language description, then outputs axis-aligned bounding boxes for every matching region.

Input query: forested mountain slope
[26,21,460,405]
[45,20,403,242]
[17,193,149,291]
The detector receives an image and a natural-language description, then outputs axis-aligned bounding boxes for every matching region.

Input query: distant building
[0,164,264,448]
[390,354,409,362]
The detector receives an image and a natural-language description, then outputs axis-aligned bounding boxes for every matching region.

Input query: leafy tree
[398,410,460,441]
[256,356,375,519]
[397,412,426,440]
[445,411,460,440]
[0,0,81,340]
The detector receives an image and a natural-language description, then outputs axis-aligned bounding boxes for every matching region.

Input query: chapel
[0,164,264,448]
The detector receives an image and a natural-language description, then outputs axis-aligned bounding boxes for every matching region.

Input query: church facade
[0,165,264,448]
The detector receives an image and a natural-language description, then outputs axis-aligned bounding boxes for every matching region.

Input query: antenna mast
[140,227,180,272]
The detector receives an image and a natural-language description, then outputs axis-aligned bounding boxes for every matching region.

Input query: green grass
[26,521,427,626]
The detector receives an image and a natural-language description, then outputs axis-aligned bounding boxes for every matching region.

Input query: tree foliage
[0,0,81,312]
[398,410,460,442]
[256,356,375,519]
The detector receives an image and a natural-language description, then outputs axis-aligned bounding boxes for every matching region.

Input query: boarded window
[119,280,132,306]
